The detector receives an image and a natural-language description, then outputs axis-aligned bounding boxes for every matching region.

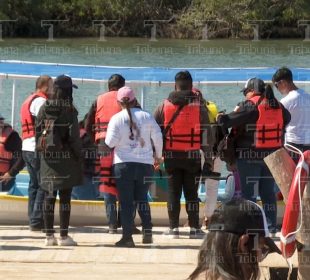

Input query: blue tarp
[1,60,309,82]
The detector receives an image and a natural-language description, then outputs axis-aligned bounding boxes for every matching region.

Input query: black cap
[208,199,282,254]
[54,75,78,89]
[0,113,4,120]
[241,78,265,95]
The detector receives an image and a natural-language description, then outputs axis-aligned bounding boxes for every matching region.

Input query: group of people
[0,66,310,277]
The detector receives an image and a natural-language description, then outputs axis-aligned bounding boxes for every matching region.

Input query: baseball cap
[0,113,4,120]
[208,199,281,254]
[54,75,78,89]
[241,78,265,95]
[117,86,135,102]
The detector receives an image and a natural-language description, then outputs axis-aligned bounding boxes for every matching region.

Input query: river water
[0,38,309,127]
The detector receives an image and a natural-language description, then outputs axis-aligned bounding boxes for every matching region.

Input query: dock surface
[0,226,297,280]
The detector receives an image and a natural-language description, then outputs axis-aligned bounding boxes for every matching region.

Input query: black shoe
[115,237,135,248]
[189,228,206,239]
[29,225,44,232]
[132,227,141,235]
[163,228,179,239]
[142,229,153,244]
[109,225,118,234]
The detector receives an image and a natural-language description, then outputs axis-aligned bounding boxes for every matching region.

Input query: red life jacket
[95,151,118,196]
[249,95,284,149]
[163,99,201,151]
[94,91,121,142]
[20,91,47,140]
[0,125,13,174]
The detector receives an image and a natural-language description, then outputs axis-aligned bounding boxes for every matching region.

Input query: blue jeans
[237,158,277,228]
[113,162,153,238]
[72,175,99,200]
[103,192,118,226]
[22,151,45,227]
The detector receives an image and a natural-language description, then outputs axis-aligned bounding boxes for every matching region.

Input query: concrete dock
[0,226,298,280]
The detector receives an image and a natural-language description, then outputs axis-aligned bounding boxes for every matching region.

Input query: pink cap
[117,86,135,102]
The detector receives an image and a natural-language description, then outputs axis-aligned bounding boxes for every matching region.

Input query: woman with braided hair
[105,86,163,247]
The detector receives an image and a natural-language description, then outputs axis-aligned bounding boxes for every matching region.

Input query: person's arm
[150,117,163,159]
[68,112,83,161]
[105,115,120,149]
[85,100,97,143]
[217,101,259,130]
[218,174,235,202]
[200,105,213,168]
[153,103,165,131]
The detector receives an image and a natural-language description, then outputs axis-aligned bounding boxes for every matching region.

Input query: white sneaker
[58,236,77,246]
[163,228,179,239]
[45,235,57,246]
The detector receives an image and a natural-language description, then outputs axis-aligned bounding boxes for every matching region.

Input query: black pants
[286,142,310,163]
[165,158,201,229]
[43,188,72,237]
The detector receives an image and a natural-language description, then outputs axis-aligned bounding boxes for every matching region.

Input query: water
[0,38,309,127]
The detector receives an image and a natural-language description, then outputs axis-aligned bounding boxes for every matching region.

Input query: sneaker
[58,236,77,246]
[163,228,179,239]
[115,237,135,248]
[189,228,206,239]
[108,225,118,234]
[142,229,153,244]
[45,235,57,246]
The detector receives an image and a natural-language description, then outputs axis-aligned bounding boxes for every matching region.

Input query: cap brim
[72,84,78,89]
[265,237,282,255]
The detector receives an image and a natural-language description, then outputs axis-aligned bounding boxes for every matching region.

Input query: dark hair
[120,98,138,140]
[36,75,52,90]
[175,71,193,91]
[264,84,280,109]
[188,232,259,280]
[108,74,125,91]
[272,67,293,83]
[48,85,77,113]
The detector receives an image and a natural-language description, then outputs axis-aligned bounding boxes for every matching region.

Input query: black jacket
[217,98,291,160]
[1,124,25,176]
[36,101,83,191]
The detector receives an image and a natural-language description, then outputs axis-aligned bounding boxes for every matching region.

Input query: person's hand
[0,172,12,184]
[154,157,164,171]
[216,110,226,122]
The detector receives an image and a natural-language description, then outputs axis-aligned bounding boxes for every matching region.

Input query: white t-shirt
[105,108,163,165]
[280,89,310,145]
[22,97,46,152]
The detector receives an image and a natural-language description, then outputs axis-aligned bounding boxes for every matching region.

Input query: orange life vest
[95,151,118,196]
[20,91,47,139]
[94,91,121,142]
[0,126,13,174]
[249,95,284,149]
[163,99,201,151]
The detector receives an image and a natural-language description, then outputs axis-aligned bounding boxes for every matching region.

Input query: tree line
[0,0,309,39]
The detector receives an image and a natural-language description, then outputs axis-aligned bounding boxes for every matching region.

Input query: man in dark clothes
[154,71,214,239]
[0,113,25,191]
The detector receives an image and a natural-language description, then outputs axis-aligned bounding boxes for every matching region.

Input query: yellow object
[206,101,218,123]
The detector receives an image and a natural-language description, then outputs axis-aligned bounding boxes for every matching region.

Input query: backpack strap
[163,104,185,137]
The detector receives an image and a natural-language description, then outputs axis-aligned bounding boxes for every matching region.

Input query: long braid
[123,100,135,140]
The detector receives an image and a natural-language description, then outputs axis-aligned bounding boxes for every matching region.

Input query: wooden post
[264,148,296,203]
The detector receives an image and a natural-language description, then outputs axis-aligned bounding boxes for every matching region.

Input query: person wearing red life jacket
[86,74,124,233]
[0,114,25,191]
[20,75,53,231]
[217,78,291,234]
[154,71,214,239]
